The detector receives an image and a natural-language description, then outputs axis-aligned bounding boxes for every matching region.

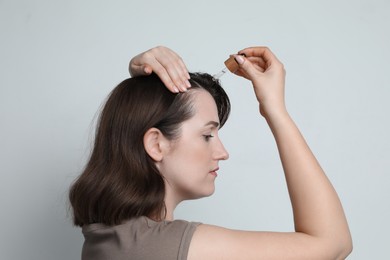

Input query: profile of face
[69,72,231,225]
[156,90,229,203]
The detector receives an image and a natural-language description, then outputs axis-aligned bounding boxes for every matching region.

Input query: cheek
[160,143,217,199]
[170,147,205,174]
[182,147,212,172]
[171,138,209,162]
[162,136,213,174]
[163,143,213,181]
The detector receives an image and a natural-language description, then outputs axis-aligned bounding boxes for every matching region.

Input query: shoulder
[82,217,201,260]
[83,217,200,242]
[127,217,201,236]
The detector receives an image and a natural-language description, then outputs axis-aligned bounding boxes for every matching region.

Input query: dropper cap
[224,56,239,73]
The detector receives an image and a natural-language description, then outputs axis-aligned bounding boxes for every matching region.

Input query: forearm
[265,110,352,250]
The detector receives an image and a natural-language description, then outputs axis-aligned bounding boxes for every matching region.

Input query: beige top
[81,217,201,260]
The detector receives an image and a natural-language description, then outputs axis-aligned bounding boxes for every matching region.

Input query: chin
[186,187,215,201]
[197,187,216,199]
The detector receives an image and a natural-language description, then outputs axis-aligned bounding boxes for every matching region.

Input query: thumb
[142,65,152,75]
[130,64,152,77]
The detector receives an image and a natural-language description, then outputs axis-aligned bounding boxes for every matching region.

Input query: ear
[143,127,168,162]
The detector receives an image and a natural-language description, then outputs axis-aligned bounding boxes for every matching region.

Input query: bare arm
[188,47,352,259]
[127,46,352,259]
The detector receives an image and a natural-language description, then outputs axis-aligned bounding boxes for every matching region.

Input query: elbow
[319,230,353,259]
[341,237,353,259]
[343,228,353,258]
[333,233,353,259]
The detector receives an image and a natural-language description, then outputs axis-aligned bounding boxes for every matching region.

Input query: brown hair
[69,73,230,226]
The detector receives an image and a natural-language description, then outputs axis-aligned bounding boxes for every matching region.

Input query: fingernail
[173,87,179,93]
[234,55,245,65]
[185,80,191,88]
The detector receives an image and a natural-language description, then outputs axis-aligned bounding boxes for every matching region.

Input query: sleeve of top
[133,219,200,260]
[176,221,201,260]
[143,219,201,260]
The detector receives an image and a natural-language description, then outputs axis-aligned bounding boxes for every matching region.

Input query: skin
[131,46,353,259]
[129,46,191,93]
[156,90,229,220]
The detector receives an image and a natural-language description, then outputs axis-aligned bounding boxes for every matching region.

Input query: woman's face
[158,89,229,203]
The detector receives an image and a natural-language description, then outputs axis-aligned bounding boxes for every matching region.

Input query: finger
[162,48,191,88]
[238,46,282,69]
[166,57,191,90]
[143,65,152,75]
[177,58,191,87]
[129,52,153,77]
[130,64,149,77]
[138,49,181,92]
[151,61,180,93]
[234,68,251,80]
[233,54,259,80]
[149,47,191,91]
[246,56,266,72]
[131,46,190,92]
[156,55,189,92]
[164,49,190,80]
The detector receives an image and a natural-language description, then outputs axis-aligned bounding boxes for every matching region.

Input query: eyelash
[203,134,214,142]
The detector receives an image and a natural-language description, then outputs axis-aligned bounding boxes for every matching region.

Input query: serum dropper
[213,55,242,79]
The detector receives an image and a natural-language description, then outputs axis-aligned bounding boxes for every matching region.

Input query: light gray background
[1,0,389,259]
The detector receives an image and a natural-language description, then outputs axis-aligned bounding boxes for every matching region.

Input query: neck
[163,187,183,221]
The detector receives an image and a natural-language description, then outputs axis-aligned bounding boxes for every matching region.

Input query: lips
[209,167,219,177]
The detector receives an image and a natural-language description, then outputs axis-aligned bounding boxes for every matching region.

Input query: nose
[213,138,229,161]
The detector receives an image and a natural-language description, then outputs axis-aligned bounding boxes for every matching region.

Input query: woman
[70,46,352,259]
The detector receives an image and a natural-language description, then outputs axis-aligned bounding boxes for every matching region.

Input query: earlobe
[143,128,165,162]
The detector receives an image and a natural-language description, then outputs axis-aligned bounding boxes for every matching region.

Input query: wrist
[263,108,293,135]
[260,101,288,120]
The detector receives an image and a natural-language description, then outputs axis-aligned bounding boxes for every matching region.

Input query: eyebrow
[204,121,220,128]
